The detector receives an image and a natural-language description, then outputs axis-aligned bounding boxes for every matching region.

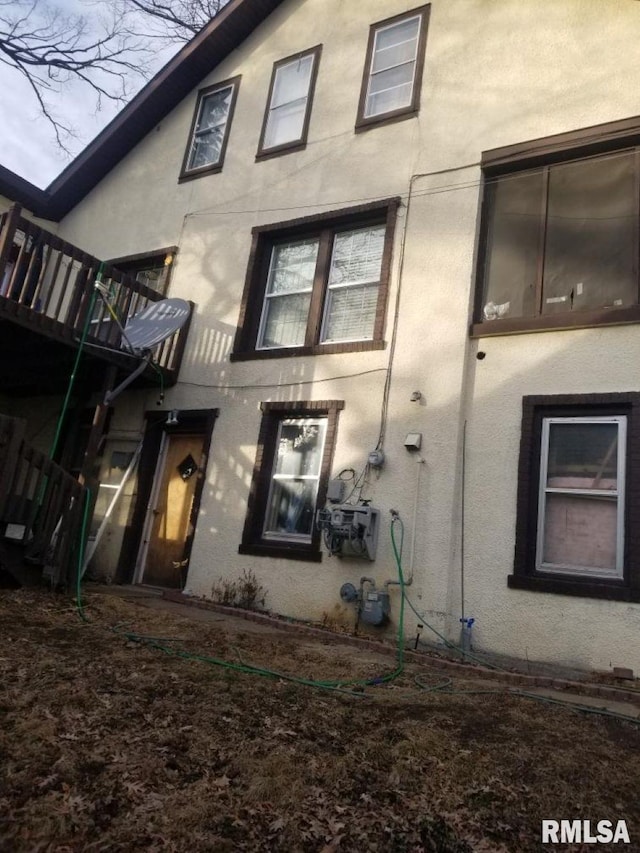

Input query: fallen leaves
[1,589,640,852]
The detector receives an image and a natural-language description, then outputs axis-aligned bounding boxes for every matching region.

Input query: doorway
[127,409,217,589]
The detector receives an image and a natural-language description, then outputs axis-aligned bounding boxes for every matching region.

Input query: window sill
[230,339,385,361]
[239,542,323,562]
[471,305,640,338]
[508,573,639,602]
[255,140,307,161]
[355,108,419,134]
[178,163,223,183]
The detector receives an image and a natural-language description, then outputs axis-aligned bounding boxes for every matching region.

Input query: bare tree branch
[116,0,227,42]
[0,0,151,151]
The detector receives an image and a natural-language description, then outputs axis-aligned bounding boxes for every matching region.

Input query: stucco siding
[34,0,640,673]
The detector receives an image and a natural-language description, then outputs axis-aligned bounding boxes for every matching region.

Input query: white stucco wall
[46,0,640,673]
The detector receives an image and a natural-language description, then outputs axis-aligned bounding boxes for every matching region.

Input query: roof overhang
[9,0,287,221]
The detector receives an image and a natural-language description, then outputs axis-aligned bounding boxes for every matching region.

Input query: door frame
[116,408,218,584]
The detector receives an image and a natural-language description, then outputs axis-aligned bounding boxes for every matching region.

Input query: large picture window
[258,46,321,157]
[510,394,640,601]
[356,6,430,130]
[232,199,399,361]
[240,401,343,561]
[180,77,240,179]
[475,116,640,336]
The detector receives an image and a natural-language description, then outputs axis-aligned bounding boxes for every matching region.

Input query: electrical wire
[177,367,387,392]
[183,148,640,222]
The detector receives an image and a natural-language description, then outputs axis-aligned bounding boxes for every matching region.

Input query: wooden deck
[0,205,191,395]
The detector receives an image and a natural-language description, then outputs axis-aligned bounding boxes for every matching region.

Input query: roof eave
[43,0,286,220]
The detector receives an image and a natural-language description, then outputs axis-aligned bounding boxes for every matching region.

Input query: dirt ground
[2,589,640,852]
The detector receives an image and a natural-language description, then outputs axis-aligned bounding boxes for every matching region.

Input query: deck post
[0,204,21,297]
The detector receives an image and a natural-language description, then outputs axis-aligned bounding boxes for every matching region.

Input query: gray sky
[0,0,179,189]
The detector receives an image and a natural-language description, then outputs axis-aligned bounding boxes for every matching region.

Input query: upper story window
[474,116,640,336]
[180,76,240,180]
[257,46,321,158]
[231,198,399,361]
[356,5,430,131]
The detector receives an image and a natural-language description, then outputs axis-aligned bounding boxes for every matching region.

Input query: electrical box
[326,478,346,504]
[404,432,422,451]
[316,503,380,560]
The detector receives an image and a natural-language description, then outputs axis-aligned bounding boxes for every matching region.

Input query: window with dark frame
[356,5,430,131]
[231,198,399,361]
[510,393,640,602]
[108,247,177,296]
[257,45,321,158]
[239,400,344,561]
[180,76,240,179]
[474,116,640,336]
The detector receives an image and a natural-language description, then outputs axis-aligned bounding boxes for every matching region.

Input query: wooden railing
[0,205,190,379]
[0,415,86,587]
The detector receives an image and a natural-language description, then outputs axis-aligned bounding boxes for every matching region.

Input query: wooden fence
[0,415,86,586]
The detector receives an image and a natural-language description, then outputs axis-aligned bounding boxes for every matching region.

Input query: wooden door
[141,433,205,588]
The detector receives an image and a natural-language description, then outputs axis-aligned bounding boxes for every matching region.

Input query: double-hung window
[240,401,343,561]
[258,46,321,157]
[180,77,240,179]
[232,199,399,360]
[475,116,640,336]
[510,394,640,601]
[357,6,430,129]
[536,416,625,578]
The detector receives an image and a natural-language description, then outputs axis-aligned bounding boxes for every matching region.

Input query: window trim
[473,114,640,338]
[107,246,178,297]
[355,5,430,132]
[509,393,640,602]
[231,198,399,361]
[179,76,241,181]
[239,400,344,561]
[256,45,322,160]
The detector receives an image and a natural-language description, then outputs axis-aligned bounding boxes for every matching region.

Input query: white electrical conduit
[408,456,425,581]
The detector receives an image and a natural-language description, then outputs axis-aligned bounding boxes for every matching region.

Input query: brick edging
[162,591,640,708]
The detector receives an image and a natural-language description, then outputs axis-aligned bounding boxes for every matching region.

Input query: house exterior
[3,0,640,675]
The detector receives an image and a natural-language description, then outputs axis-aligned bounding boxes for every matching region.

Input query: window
[108,248,177,296]
[356,6,430,130]
[474,116,640,336]
[180,77,240,179]
[510,394,640,601]
[257,46,321,157]
[239,401,343,561]
[232,198,399,361]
